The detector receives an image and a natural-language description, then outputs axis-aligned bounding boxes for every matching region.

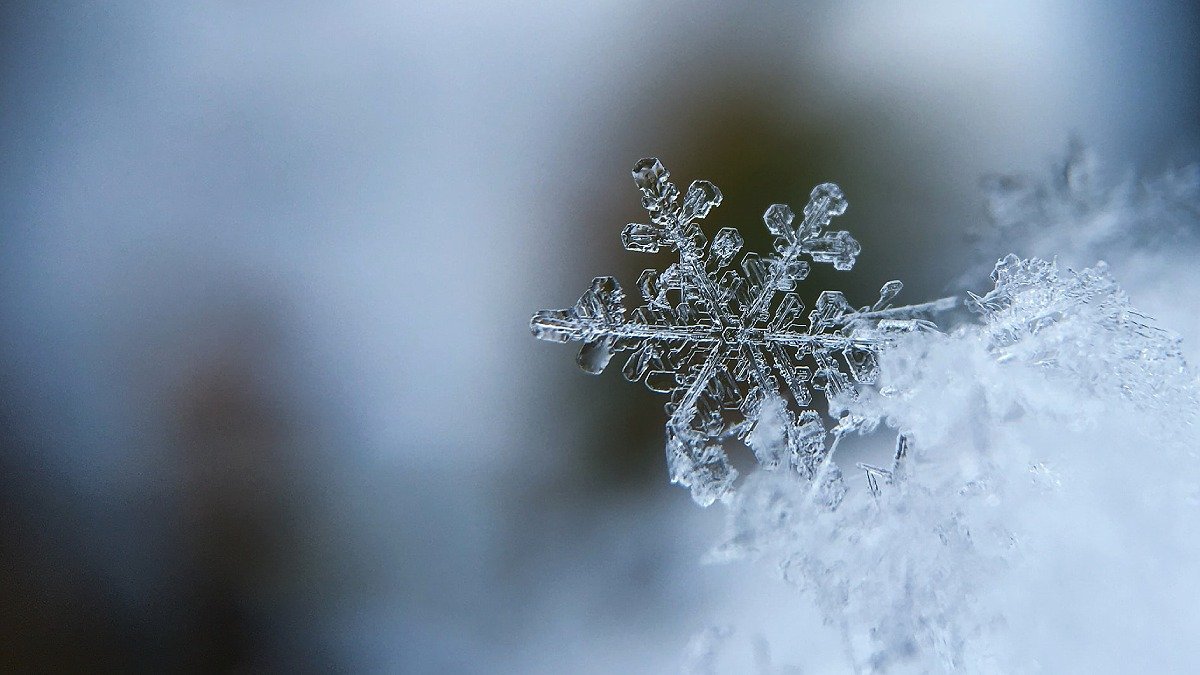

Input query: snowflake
[531,158,954,505]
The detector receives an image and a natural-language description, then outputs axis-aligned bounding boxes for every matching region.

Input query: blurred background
[2,1,1198,671]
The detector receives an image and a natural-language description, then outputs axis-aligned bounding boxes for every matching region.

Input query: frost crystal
[531,158,955,505]
[967,254,1196,424]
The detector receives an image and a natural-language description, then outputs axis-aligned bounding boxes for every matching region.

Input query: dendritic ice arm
[531,158,957,506]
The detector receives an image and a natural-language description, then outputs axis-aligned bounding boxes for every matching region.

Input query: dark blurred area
[2,1,1198,671]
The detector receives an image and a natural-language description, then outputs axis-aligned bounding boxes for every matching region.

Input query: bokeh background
[2,1,1198,671]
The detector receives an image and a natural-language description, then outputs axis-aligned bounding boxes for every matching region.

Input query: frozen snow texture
[966,140,1200,284]
[716,252,1200,671]
[531,158,954,505]
[968,142,1200,354]
[680,626,732,675]
[967,254,1195,424]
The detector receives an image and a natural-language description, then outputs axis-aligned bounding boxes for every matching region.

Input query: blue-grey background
[2,2,1198,671]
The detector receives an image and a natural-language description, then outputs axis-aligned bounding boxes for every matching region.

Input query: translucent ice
[531,159,956,505]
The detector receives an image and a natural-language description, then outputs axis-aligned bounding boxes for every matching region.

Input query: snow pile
[712,157,1200,672]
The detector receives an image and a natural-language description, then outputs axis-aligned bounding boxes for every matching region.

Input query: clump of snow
[969,142,1200,347]
[714,254,1200,670]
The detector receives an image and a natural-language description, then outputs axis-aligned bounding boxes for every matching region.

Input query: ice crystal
[531,158,954,505]
[967,254,1195,423]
